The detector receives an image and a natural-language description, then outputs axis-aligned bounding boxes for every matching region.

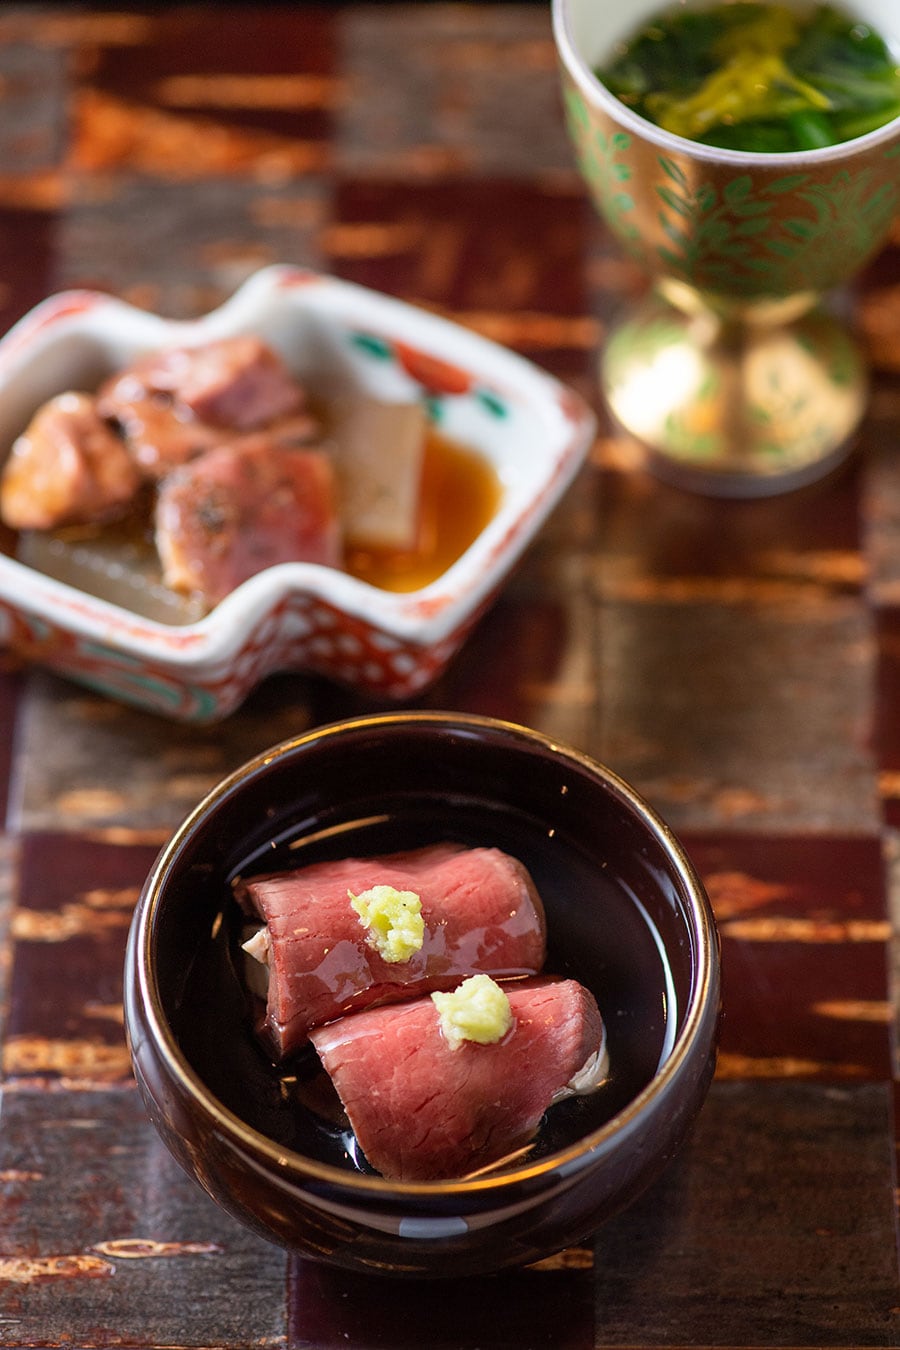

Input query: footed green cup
[553,0,900,495]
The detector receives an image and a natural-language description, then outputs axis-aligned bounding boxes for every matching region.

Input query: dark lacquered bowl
[124,712,720,1278]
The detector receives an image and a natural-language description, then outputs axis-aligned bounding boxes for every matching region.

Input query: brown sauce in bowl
[8,423,502,622]
[344,427,501,593]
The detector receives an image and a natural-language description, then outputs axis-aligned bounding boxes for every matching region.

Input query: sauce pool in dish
[0,334,502,621]
[344,426,500,593]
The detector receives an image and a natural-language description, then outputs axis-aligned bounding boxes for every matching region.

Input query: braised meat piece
[237,841,547,1058]
[310,976,608,1181]
[251,412,323,450]
[0,392,141,530]
[155,433,341,605]
[0,330,450,616]
[98,336,309,479]
[94,380,224,480]
[166,335,305,429]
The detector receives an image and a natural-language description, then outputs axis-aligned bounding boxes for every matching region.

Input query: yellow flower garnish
[648,50,830,140]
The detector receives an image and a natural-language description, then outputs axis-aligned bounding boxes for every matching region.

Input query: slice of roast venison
[310,975,608,1181]
[236,842,547,1058]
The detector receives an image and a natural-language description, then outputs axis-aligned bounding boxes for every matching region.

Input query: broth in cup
[598,2,900,152]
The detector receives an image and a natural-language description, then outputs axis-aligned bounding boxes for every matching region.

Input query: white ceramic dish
[0,266,595,720]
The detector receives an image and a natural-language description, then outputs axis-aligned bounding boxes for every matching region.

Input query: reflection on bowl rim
[129,709,720,1196]
[552,0,900,169]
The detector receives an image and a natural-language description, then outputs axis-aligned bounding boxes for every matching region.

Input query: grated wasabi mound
[431,973,513,1049]
[349,883,424,963]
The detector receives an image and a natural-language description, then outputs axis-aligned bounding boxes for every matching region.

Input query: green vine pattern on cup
[563,87,640,243]
[564,85,900,298]
[654,157,900,295]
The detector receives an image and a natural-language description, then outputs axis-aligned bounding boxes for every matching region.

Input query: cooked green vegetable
[597,2,900,151]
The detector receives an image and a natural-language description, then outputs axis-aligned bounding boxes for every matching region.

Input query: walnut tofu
[329,395,427,552]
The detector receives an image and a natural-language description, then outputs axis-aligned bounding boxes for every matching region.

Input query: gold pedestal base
[602,295,867,497]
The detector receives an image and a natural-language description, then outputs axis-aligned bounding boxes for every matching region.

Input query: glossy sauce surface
[344,427,501,592]
[8,423,500,616]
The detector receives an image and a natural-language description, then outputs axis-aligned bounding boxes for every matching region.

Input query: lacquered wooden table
[0,3,898,1346]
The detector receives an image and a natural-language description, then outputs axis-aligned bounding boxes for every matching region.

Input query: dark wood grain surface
[0,4,898,1346]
